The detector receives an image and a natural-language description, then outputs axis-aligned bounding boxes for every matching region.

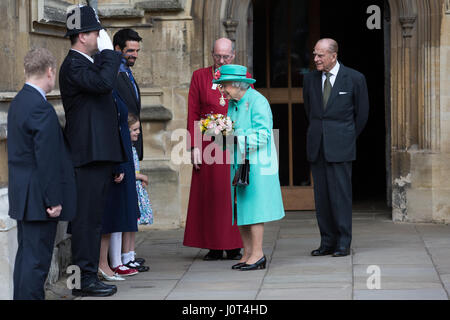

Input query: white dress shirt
[70,49,94,63]
[322,61,340,91]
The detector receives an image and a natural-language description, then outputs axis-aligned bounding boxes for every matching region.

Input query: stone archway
[191,0,253,68]
[196,0,447,222]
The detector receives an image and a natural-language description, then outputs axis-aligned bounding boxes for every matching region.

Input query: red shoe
[112,265,138,276]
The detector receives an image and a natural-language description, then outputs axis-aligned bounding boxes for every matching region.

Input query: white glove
[97,29,113,51]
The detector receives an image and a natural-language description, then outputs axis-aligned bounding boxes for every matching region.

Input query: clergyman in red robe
[184,38,252,260]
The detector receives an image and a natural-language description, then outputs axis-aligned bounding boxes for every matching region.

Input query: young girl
[128,113,153,225]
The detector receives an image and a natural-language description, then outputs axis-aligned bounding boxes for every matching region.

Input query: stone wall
[388,0,449,223]
[0,0,198,299]
[434,1,450,222]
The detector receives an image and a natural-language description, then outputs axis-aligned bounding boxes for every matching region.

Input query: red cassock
[183,66,251,250]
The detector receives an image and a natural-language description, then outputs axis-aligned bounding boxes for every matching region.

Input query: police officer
[59,5,126,297]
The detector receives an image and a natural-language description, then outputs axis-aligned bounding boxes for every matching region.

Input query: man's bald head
[212,38,235,69]
[313,38,339,72]
[213,38,235,53]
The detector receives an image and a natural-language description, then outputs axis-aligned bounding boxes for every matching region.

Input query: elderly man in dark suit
[8,48,77,300]
[59,5,125,297]
[303,38,369,257]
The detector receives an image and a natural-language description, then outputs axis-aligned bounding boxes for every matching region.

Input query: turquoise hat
[212,64,256,84]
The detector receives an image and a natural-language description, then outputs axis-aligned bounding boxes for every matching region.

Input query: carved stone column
[399,15,417,150]
[223,18,239,41]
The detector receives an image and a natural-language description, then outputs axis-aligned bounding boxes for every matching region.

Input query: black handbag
[232,136,250,187]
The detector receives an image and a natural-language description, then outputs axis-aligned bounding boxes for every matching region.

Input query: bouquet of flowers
[199,113,234,136]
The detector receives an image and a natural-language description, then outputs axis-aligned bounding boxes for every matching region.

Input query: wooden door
[252,0,320,210]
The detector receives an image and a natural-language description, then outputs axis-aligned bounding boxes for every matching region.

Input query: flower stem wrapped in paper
[199,113,234,149]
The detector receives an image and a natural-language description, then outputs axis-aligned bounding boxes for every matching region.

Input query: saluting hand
[97,29,114,51]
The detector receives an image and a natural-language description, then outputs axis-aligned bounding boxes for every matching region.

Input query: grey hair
[231,81,250,90]
[318,38,339,54]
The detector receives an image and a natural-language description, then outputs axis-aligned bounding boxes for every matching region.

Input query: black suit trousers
[310,143,353,250]
[13,220,58,300]
[69,163,113,285]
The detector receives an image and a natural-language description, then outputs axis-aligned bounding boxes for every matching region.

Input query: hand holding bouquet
[199,113,234,136]
[199,113,234,150]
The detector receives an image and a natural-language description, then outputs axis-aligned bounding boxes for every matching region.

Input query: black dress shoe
[240,256,267,271]
[72,280,117,297]
[311,247,335,256]
[135,257,145,265]
[203,250,223,261]
[225,249,242,260]
[124,261,150,272]
[332,248,351,257]
[231,262,246,270]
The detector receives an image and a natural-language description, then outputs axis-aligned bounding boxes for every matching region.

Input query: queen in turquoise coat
[213,64,285,271]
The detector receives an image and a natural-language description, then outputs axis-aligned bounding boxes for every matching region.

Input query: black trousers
[70,162,113,286]
[13,220,58,300]
[310,146,353,250]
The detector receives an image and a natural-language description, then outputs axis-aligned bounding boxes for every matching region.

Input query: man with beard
[113,29,144,160]
[106,28,150,272]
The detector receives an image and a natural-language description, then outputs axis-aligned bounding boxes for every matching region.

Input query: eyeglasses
[212,54,233,61]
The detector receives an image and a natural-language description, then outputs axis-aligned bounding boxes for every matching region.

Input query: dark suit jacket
[115,71,143,160]
[59,49,126,167]
[7,84,77,221]
[303,63,369,163]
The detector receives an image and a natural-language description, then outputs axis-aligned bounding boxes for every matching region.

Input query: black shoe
[124,261,150,272]
[72,280,117,297]
[311,247,335,256]
[332,248,351,257]
[135,257,145,265]
[203,250,223,261]
[240,256,267,271]
[231,262,247,270]
[225,249,242,260]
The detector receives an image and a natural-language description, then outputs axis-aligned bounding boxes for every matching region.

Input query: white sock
[122,252,133,265]
[130,251,136,261]
[109,232,123,268]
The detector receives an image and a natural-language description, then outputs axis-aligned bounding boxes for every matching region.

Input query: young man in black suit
[303,38,369,257]
[59,5,125,297]
[111,28,149,272]
[8,48,77,300]
[113,28,144,160]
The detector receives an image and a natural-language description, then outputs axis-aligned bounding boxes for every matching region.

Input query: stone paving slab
[44,211,450,300]
[353,264,442,290]
[256,286,353,300]
[354,288,448,300]
[166,289,259,300]
[352,247,433,265]
[426,247,450,266]
[84,280,178,300]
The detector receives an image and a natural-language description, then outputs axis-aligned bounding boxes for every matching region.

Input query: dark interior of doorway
[320,0,388,211]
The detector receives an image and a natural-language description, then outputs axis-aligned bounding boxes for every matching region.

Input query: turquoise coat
[228,87,285,226]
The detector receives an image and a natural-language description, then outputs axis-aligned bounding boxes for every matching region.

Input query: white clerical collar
[71,49,94,63]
